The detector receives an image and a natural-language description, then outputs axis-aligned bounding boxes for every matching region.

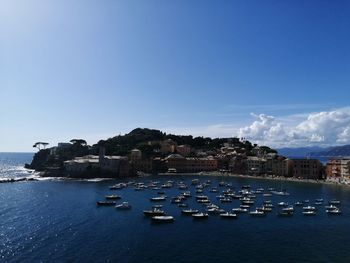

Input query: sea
[1,152,350,263]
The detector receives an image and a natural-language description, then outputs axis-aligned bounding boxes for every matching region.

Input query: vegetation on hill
[27,128,277,171]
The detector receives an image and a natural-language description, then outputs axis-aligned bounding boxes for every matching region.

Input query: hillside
[310,145,350,157]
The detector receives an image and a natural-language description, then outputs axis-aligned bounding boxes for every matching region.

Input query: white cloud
[238,107,350,147]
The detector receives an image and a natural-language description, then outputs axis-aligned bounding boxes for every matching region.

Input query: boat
[96,201,116,206]
[232,207,248,213]
[294,202,303,206]
[192,179,199,185]
[151,216,174,222]
[143,208,165,216]
[278,211,293,217]
[326,208,342,215]
[303,210,316,216]
[249,210,265,217]
[192,212,209,219]
[240,205,251,209]
[315,202,323,206]
[181,209,199,215]
[316,198,324,202]
[278,202,289,207]
[197,199,210,204]
[196,195,208,200]
[325,204,338,210]
[115,202,131,210]
[282,206,294,212]
[178,203,188,207]
[263,193,272,197]
[271,190,290,196]
[303,206,316,211]
[260,206,272,212]
[150,196,166,201]
[219,212,237,219]
[105,195,121,200]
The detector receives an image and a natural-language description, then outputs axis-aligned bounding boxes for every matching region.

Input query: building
[326,158,350,179]
[100,156,129,177]
[64,155,99,174]
[291,159,323,179]
[165,154,218,173]
[160,139,177,154]
[266,154,292,177]
[246,156,266,176]
[63,147,130,177]
[176,145,191,157]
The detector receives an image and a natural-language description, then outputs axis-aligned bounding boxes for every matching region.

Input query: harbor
[97,177,344,223]
[2,170,350,262]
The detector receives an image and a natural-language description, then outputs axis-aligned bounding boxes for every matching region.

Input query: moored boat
[150,196,166,201]
[326,208,342,215]
[219,212,237,219]
[303,210,316,216]
[115,202,132,210]
[181,209,199,215]
[192,212,209,219]
[105,195,121,200]
[249,210,265,217]
[143,208,165,216]
[151,216,174,222]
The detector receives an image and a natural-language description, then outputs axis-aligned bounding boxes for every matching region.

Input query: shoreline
[158,171,349,187]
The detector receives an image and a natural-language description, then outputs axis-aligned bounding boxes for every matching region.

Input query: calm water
[1,153,350,262]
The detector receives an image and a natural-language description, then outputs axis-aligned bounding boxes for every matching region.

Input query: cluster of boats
[96,178,344,223]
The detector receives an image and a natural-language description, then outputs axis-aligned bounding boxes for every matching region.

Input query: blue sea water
[1,153,350,262]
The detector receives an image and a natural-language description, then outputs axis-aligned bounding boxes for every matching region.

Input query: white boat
[303,206,316,211]
[105,195,121,200]
[250,210,265,217]
[151,216,174,222]
[278,202,289,207]
[278,211,293,217]
[294,202,303,206]
[263,193,272,197]
[232,208,248,213]
[181,209,199,215]
[271,191,290,196]
[192,212,209,219]
[325,204,338,210]
[303,210,316,216]
[143,208,165,216]
[219,212,237,219]
[150,196,166,201]
[282,206,294,212]
[326,208,342,215]
[196,195,209,200]
[115,202,131,210]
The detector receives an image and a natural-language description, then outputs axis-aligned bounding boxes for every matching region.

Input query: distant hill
[277,146,326,157]
[310,145,350,157]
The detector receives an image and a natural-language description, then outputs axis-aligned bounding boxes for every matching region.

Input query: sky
[1,0,350,152]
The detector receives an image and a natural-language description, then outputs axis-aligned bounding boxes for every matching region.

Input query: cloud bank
[238,107,350,147]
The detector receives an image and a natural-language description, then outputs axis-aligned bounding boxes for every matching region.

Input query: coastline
[158,171,349,187]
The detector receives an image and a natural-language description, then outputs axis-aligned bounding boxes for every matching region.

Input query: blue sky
[1,0,350,151]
